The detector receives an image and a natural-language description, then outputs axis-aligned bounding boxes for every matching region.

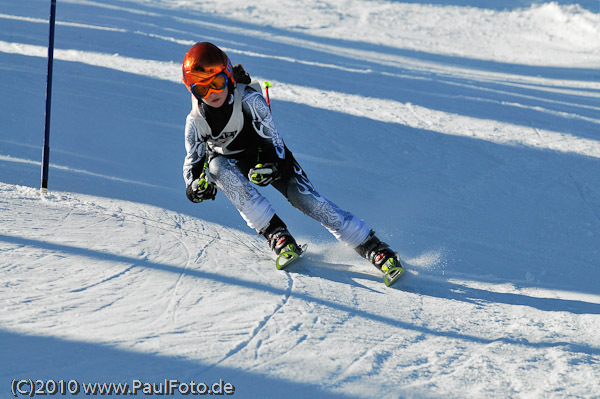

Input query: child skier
[181,42,404,284]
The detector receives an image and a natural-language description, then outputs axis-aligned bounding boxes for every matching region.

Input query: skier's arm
[183,116,217,202]
[183,115,207,186]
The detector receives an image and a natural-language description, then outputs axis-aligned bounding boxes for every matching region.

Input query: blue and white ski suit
[182,83,369,247]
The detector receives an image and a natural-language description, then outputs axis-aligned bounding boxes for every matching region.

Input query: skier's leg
[208,156,274,233]
[272,157,370,248]
[280,168,403,275]
[210,156,303,257]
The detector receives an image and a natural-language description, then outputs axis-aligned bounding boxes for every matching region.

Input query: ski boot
[262,215,303,270]
[355,230,405,286]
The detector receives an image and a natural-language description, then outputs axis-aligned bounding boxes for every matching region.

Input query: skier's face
[202,85,229,108]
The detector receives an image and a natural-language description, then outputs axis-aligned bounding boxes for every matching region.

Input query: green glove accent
[250,163,265,184]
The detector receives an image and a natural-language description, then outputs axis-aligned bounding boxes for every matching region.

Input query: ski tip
[276,250,299,270]
[384,266,406,287]
[275,243,307,270]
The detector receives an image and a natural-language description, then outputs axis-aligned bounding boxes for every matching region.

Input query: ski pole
[263,81,271,112]
[41,0,57,194]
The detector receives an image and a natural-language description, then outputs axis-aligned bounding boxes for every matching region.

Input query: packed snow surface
[1,0,599,398]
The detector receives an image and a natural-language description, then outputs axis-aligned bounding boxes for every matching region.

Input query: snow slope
[1,0,600,397]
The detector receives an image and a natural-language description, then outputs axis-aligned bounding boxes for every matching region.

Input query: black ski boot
[261,215,304,270]
[261,215,299,256]
[355,230,405,286]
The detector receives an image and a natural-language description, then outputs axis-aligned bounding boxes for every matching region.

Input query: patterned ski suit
[182,83,369,247]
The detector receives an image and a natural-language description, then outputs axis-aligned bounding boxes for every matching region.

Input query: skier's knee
[207,156,227,178]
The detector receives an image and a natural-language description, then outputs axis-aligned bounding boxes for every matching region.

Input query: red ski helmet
[182,42,234,92]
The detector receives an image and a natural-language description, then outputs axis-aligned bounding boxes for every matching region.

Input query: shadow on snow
[2,233,600,359]
[0,329,350,399]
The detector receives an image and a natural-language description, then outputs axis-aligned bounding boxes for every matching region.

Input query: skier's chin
[204,92,228,108]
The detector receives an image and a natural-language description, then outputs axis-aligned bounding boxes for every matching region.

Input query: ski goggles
[190,72,228,99]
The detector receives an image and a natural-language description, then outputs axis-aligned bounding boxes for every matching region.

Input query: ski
[274,242,404,287]
[276,243,308,270]
[381,256,406,287]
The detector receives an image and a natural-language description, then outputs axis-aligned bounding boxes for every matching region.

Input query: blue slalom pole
[41,0,57,194]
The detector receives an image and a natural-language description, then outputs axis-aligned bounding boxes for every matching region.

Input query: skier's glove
[232,64,251,85]
[186,173,217,203]
[248,163,279,186]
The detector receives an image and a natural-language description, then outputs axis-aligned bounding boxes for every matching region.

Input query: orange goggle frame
[189,72,228,99]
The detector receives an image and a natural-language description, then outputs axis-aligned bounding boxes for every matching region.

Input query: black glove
[248,163,279,186]
[186,173,217,203]
[232,64,251,85]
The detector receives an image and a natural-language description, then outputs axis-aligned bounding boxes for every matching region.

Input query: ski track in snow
[2,0,600,398]
[2,182,600,397]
